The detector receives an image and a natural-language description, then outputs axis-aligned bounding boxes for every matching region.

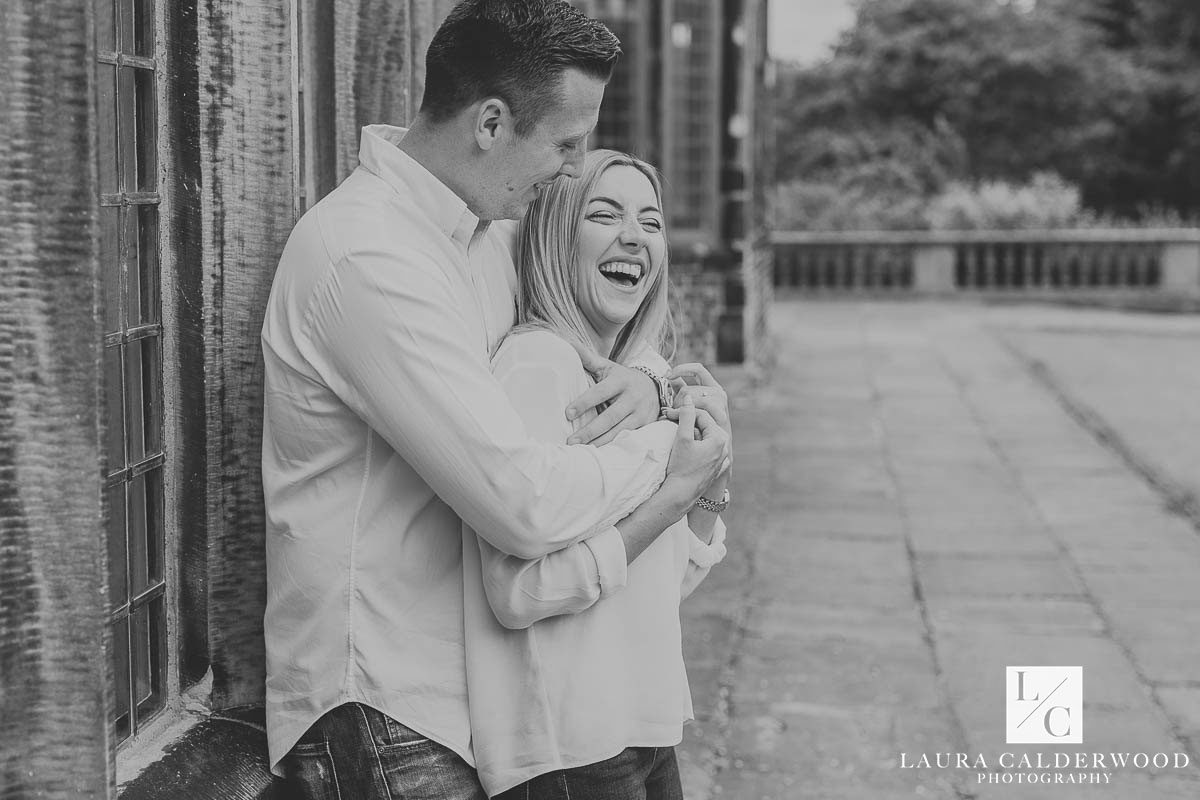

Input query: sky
[768,0,856,64]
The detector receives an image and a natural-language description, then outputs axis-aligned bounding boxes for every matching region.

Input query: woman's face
[573,164,666,348]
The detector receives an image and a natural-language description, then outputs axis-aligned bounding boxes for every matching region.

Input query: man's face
[486,68,606,221]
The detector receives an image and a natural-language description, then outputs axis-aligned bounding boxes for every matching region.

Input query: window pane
[141,596,166,721]
[130,603,152,710]
[124,341,146,465]
[127,471,149,595]
[106,482,128,608]
[135,68,157,193]
[100,206,122,333]
[113,615,131,741]
[137,206,160,324]
[96,66,119,197]
[140,337,162,455]
[116,0,135,54]
[121,201,140,330]
[117,67,137,193]
[96,0,117,53]
[144,468,163,583]
[103,344,126,472]
[133,0,155,57]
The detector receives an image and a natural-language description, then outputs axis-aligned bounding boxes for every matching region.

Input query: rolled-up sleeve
[472,331,674,629]
[478,525,628,629]
[302,250,672,560]
[681,516,728,599]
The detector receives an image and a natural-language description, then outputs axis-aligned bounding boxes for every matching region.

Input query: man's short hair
[421,0,621,137]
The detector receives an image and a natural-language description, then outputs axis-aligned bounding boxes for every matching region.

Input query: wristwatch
[695,488,730,513]
[632,365,675,418]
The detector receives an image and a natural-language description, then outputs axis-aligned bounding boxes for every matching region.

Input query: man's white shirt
[260,125,675,772]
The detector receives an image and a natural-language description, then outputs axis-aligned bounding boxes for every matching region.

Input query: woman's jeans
[279,702,487,800]
[495,746,684,800]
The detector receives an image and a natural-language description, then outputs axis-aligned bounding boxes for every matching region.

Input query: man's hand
[565,345,661,445]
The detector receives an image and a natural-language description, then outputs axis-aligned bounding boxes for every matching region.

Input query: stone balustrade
[772,229,1200,296]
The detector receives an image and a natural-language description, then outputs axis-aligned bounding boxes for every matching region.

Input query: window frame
[96,0,210,776]
[96,0,170,747]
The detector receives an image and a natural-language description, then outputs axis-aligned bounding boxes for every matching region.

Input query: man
[260,2,729,798]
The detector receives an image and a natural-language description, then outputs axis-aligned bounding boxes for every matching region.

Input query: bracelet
[632,365,675,418]
[694,488,730,513]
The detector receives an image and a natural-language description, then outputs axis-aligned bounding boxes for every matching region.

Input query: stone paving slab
[677,301,1200,799]
[925,596,1105,637]
[916,554,1086,598]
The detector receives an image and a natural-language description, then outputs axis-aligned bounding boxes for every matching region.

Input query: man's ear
[474,97,509,152]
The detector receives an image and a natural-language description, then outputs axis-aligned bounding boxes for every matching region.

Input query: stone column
[913,243,957,293]
[1160,241,1200,293]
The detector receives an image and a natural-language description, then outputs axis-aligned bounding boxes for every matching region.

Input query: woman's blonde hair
[512,148,675,364]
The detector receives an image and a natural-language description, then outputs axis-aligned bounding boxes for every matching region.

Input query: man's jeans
[279,702,486,800]
[495,746,684,800]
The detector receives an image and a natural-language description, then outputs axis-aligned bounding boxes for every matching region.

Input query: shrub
[923,173,1082,229]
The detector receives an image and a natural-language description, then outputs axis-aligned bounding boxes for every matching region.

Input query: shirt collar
[357,124,487,248]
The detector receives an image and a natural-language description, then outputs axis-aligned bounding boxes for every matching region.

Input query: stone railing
[772,229,1200,295]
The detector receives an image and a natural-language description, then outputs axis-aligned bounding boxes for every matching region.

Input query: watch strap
[695,488,730,513]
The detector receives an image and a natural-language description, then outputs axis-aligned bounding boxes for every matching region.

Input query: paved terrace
[677,299,1200,799]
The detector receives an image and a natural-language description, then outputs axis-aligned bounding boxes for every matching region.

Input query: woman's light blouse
[461,330,728,796]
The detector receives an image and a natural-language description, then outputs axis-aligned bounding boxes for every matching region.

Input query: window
[667,0,719,233]
[95,0,166,744]
[292,0,339,211]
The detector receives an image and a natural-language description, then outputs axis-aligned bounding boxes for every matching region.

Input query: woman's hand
[662,397,731,512]
[666,363,731,437]
[664,363,732,488]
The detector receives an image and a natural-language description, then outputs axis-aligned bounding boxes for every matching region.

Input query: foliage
[772,179,928,231]
[924,174,1082,230]
[774,0,1200,229]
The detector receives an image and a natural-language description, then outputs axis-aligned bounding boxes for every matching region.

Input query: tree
[773,0,1200,226]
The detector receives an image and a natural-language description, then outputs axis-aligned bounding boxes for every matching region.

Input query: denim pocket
[378,714,438,751]
[369,717,485,799]
[282,740,342,800]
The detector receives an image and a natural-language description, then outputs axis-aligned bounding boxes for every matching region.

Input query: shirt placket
[465,232,495,356]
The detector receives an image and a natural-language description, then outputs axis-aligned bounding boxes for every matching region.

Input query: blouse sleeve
[680,516,728,599]
[472,331,674,629]
[627,346,728,598]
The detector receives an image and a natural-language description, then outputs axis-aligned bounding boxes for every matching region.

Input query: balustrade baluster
[1072,244,1084,288]
[1085,244,1101,287]
[838,246,851,290]
[1107,245,1122,287]
[1147,248,1161,287]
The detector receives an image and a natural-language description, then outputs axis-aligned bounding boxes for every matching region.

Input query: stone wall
[196,0,454,710]
[0,1,111,796]
[741,236,775,372]
[670,260,725,366]
[0,1,455,795]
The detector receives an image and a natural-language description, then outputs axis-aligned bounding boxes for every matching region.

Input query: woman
[461,150,732,799]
